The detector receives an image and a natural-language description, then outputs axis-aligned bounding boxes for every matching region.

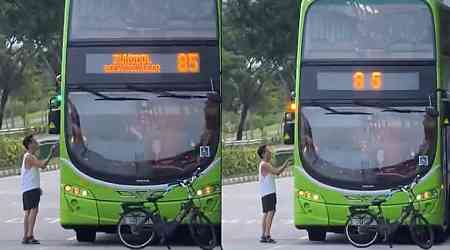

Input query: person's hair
[257,144,267,159]
[23,135,34,150]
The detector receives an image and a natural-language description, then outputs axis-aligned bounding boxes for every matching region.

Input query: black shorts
[261,193,277,213]
[23,188,41,211]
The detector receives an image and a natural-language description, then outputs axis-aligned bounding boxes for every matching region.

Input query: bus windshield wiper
[125,85,209,99]
[157,91,209,99]
[76,86,148,101]
[312,103,372,115]
[352,101,424,114]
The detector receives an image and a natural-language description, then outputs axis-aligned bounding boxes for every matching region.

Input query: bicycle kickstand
[159,237,170,250]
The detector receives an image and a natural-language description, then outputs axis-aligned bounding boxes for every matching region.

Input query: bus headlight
[64,185,92,198]
[416,189,438,201]
[298,189,322,202]
[196,185,216,197]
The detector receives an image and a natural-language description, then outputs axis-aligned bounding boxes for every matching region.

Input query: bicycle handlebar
[385,174,421,197]
[166,167,202,189]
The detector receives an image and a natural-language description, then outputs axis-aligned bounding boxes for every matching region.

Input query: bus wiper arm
[77,86,109,99]
[125,85,208,99]
[352,100,424,114]
[381,108,425,114]
[157,91,209,99]
[313,103,372,115]
[77,86,148,101]
[95,97,149,101]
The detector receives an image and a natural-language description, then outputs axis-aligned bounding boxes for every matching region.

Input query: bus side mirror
[283,112,295,145]
[48,95,61,135]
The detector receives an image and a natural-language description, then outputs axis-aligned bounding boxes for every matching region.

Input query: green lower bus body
[293,165,448,237]
[58,159,221,236]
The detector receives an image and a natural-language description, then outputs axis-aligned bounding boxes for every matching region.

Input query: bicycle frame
[124,174,204,239]
[350,176,424,244]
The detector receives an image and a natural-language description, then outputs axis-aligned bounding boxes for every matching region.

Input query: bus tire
[75,229,96,242]
[307,228,326,241]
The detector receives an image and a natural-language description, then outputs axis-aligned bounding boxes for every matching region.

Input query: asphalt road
[0,171,218,250]
[222,177,450,250]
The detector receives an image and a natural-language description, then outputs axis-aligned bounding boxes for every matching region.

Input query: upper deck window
[70,0,217,41]
[303,0,435,61]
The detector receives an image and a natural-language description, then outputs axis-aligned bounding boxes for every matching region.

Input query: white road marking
[245,219,257,224]
[281,219,293,225]
[222,219,240,224]
[266,246,283,250]
[44,217,60,224]
[5,217,22,223]
[222,218,292,225]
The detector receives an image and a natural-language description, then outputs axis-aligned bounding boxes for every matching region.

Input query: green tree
[0,0,64,89]
[0,0,64,128]
[223,0,298,140]
[223,50,273,140]
[0,41,34,129]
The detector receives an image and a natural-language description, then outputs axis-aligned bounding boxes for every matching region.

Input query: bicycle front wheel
[345,212,379,248]
[117,209,157,249]
[189,211,217,250]
[409,214,434,249]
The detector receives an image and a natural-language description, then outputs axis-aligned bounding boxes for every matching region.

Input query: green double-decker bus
[50,0,222,242]
[289,0,450,242]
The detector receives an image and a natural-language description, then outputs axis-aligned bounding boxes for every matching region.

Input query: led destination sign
[86,52,200,74]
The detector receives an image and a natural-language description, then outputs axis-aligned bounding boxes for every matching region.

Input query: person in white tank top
[21,135,57,244]
[257,145,292,244]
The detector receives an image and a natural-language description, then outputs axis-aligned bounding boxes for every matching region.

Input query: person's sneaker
[266,236,277,244]
[21,237,29,244]
[260,236,268,243]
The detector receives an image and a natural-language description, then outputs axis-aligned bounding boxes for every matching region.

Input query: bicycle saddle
[147,193,165,203]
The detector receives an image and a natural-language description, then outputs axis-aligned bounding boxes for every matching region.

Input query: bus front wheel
[307,228,326,241]
[75,229,96,242]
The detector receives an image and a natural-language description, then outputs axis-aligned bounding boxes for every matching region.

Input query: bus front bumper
[60,192,221,228]
[294,196,444,229]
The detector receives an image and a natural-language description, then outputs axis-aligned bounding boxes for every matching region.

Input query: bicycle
[345,174,434,249]
[117,168,217,250]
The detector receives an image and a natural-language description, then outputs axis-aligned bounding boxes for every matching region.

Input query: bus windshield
[303,0,434,60]
[300,105,436,190]
[70,0,217,41]
[66,91,220,185]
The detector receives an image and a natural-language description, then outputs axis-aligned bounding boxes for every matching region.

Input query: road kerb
[223,170,293,185]
[0,164,59,178]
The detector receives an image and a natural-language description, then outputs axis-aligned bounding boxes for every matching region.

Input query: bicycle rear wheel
[117,209,157,249]
[345,212,379,248]
[409,214,434,249]
[189,211,217,250]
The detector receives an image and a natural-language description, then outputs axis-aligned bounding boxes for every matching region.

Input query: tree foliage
[0,0,63,129]
[223,0,299,140]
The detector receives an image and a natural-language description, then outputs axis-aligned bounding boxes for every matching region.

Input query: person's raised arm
[24,146,56,170]
[261,162,281,175]
[275,158,292,175]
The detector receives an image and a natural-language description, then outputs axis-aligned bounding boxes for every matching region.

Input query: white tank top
[259,161,276,197]
[21,152,40,193]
